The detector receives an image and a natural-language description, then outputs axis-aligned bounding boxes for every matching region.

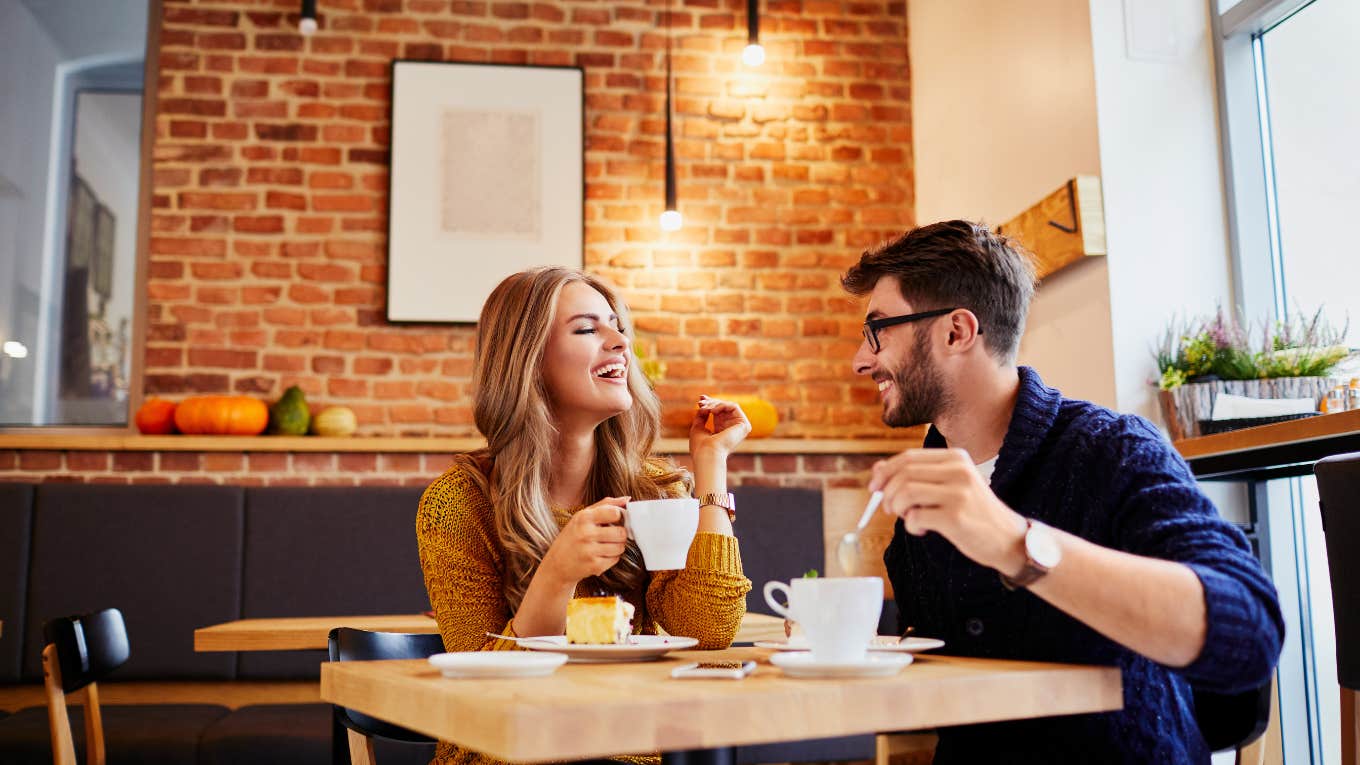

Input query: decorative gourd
[173,396,269,436]
[134,398,178,435]
[311,406,357,437]
[702,394,779,439]
[269,385,311,435]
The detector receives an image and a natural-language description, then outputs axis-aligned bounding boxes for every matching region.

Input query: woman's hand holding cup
[541,496,629,584]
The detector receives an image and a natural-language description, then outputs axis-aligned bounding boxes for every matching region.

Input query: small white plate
[428,651,568,679]
[754,635,945,653]
[769,651,913,679]
[515,634,699,663]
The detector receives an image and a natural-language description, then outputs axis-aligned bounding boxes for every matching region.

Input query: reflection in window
[0,0,148,425]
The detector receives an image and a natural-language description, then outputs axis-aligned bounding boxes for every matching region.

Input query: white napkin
[1211,393,1316,420]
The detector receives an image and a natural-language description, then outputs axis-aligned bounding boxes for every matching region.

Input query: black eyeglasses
[862,307,979,353]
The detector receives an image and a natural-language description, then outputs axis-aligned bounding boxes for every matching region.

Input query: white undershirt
[974,455,999,485]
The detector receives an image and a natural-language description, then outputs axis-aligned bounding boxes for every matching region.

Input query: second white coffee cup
[624,498,699,570]
[764,576,883,663]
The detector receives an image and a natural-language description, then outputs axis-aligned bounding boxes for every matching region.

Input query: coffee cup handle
[621,505,634,541]
[763,581,793,620]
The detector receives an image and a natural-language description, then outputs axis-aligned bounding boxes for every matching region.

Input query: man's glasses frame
[861,307,980,353]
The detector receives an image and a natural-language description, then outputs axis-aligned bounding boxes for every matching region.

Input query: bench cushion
[0,483,34,682]
[198,703,331,765]
[23,484,244,681]
[732,486,824,616]
[0,703,229,765]
[237,487,430,679]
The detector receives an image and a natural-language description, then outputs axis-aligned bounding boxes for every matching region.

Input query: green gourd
[269,385,311,435]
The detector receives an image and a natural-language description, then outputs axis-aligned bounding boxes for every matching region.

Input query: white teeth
[594,363,626,379]
[877,379,891,392]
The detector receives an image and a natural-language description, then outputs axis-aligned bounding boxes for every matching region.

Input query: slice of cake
[566,596,635,645]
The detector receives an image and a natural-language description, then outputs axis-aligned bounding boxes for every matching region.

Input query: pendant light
[742,0,765,67]
[299,0,318,36]
[659,0,682,232]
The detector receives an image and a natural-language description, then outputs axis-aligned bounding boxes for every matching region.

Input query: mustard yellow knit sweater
[416,461,752,765]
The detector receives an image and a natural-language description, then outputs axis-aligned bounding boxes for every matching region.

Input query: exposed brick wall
[147,0,912,439]
[0,448,893,489]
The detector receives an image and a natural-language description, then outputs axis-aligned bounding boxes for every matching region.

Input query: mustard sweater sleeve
[646,532,752,649]
[416,465,520,652]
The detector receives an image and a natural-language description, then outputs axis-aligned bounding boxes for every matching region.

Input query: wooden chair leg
[347,728,376,765]
[83,682,106,765]
[42,644,78,765]
[1343,686,1359,765]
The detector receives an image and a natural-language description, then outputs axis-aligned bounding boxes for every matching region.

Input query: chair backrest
[43,608,130,694]
[328,627,445,743]
[1193,682,1272,753]
[1316,452,1360,690]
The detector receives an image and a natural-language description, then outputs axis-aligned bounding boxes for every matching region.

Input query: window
[0,0,152,427]
[1214,1,1358,762]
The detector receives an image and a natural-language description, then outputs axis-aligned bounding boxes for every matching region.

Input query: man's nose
[852,341,874,376]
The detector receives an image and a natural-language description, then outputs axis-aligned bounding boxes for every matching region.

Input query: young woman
[417,267,752,764]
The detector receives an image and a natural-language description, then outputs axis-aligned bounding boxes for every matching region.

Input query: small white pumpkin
[310,405,358,437]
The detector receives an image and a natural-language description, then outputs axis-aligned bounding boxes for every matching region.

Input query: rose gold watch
[699,492,736,523]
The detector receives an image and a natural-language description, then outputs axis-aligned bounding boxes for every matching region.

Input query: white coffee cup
[763,577,883,663]
[624,498,699,570]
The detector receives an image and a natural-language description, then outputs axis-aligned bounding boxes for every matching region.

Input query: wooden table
[195,612,787,652]
[320,647,1122,762]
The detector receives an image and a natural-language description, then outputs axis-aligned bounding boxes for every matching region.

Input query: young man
[844,220,1282,763]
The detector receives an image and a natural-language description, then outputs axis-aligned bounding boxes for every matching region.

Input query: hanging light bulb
[743,0,764,67]
[660,0,681,232]
[299,0,318,36]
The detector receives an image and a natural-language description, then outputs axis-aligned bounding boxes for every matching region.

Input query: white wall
[1087,0,1236,422]
[0,1,64,423]
[909,0,1117,407]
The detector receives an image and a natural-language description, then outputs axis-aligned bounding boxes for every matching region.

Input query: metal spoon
[836,491,884,575]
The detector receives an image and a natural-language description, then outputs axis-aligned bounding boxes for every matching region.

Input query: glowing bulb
[741,43,766,67]
[659,209,683,232]
[2,340,28,359]
[299,16,318,36]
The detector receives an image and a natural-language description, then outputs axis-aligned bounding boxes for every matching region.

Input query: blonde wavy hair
[457,267,688,611]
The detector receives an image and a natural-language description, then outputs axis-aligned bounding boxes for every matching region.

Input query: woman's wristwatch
[699,492,736,523]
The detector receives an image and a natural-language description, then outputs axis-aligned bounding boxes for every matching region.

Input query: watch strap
[699,492,736,523]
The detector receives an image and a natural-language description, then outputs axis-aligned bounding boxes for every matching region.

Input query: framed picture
[387,61,584,323]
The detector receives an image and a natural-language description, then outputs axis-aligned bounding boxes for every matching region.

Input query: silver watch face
[1025,522,1062,569]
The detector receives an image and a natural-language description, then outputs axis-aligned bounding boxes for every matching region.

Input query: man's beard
[881,328,949,428]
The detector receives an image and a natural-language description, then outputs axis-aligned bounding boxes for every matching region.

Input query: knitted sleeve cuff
[1181,562,1279,691]
[685,531,744,575]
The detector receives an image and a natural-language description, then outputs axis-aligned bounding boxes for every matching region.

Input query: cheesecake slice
[566,596,635,645]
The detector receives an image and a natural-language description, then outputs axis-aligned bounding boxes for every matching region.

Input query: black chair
[1192,683,1272,760]
[43,608,130,765]
[327,627,444,765]
[1316,452,1360,763]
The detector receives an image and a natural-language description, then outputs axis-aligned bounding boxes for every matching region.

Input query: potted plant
[1154,307,1355,440]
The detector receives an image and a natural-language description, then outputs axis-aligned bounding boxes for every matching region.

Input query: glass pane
[1262,0,1360,347]
[0,0,147,425]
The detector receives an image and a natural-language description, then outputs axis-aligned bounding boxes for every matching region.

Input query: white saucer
[428,651,568,678]
[768,651,914,679]
[754,635,945,653]
[515,635,699,663]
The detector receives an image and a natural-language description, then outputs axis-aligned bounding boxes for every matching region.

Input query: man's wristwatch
[699,492,736,523]
[999,518,1061,590]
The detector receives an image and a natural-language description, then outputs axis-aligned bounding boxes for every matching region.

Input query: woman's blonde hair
[458,266,687,610]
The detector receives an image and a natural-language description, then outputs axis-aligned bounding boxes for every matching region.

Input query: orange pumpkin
[173,396,269,436]
[702,394,779,439]
[134,398,178,435]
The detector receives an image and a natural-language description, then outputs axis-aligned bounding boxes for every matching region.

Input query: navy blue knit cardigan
[885,367,1284,764]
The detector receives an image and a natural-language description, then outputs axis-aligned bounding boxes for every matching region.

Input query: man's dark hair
[841,220,1037,362]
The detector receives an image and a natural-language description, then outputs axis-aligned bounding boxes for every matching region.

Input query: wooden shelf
[1174,409,1360,480]
[0,433,922,455]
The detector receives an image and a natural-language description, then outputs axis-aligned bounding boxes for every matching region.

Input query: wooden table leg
[1343,687,1358,765]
